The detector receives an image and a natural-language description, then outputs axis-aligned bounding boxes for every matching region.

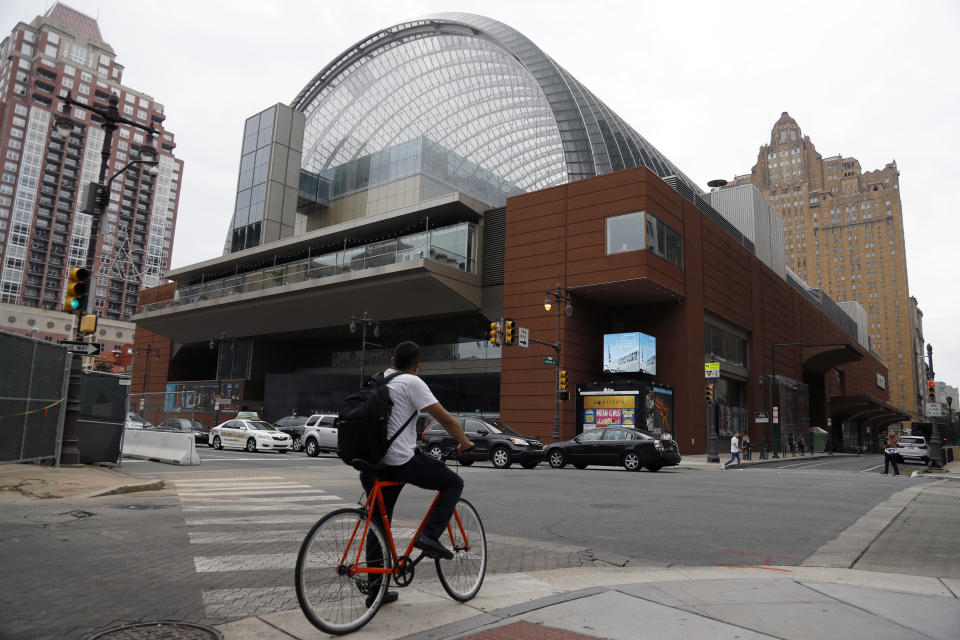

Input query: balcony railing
[176,241,474,307]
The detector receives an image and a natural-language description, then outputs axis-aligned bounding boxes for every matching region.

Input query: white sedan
[209,419,292,453]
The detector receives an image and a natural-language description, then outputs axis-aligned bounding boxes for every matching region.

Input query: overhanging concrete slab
[133,260,481,343]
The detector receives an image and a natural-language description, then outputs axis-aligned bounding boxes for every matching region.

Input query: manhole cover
[87,621,222,639]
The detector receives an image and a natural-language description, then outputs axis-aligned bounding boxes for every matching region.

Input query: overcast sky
[4,0,959,388]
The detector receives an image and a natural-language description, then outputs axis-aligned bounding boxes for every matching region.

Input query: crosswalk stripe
[174,477,289,485]
[179,495,340,504]
[177,488,322,496]
[186,511,349,526]
[189,530,306,544]
[195,553,298,572]
[178,484,312,491]
[182,503,339,512]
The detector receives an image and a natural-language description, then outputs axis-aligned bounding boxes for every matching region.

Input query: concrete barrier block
[122,429,200,465]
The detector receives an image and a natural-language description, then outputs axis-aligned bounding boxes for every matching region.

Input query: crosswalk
[173,476,354,620]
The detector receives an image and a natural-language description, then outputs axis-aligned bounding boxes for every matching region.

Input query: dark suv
[419,416,544,469]
[273,415,310,451]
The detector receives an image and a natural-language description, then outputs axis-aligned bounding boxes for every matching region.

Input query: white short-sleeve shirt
[730,435,740,453]
[381,369,438,465]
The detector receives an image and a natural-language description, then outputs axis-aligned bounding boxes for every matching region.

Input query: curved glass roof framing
[291,12,701,206]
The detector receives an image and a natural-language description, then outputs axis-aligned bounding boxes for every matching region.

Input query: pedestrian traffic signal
[64,266,89,312]
[927,380,936,403]
[489,321,501,346]
[503,318,515,346]
[706,384,714,403]
[559,390,569,401]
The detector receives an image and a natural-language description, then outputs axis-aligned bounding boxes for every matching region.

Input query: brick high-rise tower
[0,3,182,320]
[728,112,920,417]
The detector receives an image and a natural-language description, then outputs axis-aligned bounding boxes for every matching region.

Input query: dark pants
[361,450,464,574]
[883,452,900,475]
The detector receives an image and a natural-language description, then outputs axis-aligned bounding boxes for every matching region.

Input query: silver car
[302,414,339,457]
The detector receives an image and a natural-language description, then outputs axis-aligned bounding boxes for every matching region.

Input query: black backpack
[337,371,417,465]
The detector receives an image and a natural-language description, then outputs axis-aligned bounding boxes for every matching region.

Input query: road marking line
[195,553,298,572]
[179,495,340,503]
[185,510,350,526]
[182,503,338,512]
[189,531,306,544]
[177,488,323,496]
[859,464,884,472]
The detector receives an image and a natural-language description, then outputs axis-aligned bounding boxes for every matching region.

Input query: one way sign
[58,340,102,357]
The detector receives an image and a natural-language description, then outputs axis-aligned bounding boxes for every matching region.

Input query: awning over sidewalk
[801,342,865,374]
[827,395,912,431]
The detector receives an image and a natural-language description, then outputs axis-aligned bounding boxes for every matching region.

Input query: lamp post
[349,311,380,384]
[924,344,945,469]
[51,93,158,465]
[542,283,573,442]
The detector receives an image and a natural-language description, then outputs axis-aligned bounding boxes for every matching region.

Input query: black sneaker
[414,535,454,560]
[366,589,398,608]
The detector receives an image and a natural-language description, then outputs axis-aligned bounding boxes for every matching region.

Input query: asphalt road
[0,451,948,639]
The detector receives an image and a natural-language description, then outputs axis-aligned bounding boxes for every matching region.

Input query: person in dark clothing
[882,438,900,475]
[798,435,806,456]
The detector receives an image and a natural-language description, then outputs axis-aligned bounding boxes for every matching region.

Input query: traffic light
[559,369,568,401]
[927,380,936,403]
[503,318,515,346]
[489,320,501,346]
[706,384,714,403]
[64,267,89,312]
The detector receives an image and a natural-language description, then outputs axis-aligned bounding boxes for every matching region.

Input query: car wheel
[646,464,662,472]
[292,437,303,452]
[427,444,445,460]
[574,463,588,470]
[305,438,319,457]
[623,451,642,472]
[548,449,566,469]
[491,446,512,469]
[246,439,257,453]
[521,461,539,469]
[213,436,222,450]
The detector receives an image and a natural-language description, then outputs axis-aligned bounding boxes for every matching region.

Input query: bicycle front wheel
[436,498,487,601]
[295,508,392,635]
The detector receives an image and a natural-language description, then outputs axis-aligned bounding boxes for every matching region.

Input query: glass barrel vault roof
[291,12,701,200]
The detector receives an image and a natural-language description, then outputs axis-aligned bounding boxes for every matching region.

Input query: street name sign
[704,362,720,378]
[518,326,529,348]
[57,340,102,357]
[543,356,558,366]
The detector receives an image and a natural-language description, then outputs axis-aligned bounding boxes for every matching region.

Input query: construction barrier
[122,429,200,465]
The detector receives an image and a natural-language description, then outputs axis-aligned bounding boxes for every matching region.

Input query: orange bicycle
[295,449,487,634]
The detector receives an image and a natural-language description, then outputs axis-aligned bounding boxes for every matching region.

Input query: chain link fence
[0,331,70,464]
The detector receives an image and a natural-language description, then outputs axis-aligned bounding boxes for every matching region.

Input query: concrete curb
[88,479,166,497]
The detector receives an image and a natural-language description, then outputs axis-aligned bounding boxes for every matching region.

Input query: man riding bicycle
[360,341,473,606]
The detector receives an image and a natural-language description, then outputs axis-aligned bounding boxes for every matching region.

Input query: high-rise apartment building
[0,3,182,320]
[728,112,919,417]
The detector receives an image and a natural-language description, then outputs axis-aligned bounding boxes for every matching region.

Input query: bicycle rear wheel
[436,498,487,601]
[296,508,392,635]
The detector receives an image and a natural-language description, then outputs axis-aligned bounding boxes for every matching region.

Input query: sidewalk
[219,564,960,640]
[0,462,163,503]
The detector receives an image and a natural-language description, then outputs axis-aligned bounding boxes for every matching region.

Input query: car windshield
[486,418,518,435]
[247,421,277,431]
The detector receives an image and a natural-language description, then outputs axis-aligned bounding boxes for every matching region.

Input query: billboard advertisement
[603,331,656,375]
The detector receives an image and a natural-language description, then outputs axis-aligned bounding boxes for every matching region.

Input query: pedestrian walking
[882,437,900,475]
[721,432,742,470]
[798,435,806,456]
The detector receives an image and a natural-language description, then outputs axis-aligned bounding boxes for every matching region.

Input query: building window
[606,211,645,255]
[605,211,683,268]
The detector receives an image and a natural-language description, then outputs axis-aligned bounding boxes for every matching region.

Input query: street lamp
[349,311,380,384]
[543,283,573,442]
[53,92,159,465]
[135,344,161,393]
[923,344,945,469]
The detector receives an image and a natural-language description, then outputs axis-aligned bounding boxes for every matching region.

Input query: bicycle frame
[339,479,472,577]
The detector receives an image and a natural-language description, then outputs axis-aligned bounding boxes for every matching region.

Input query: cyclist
[360,340,474,606]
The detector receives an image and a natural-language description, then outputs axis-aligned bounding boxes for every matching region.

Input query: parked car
[208,418,292,453]
[302,414,339,457]
[896,435,929,463]
[544,427,681,472]
[273,415,311,451]
[155,417,209,444]
[419,416,543,469]
[124,412,152,430]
